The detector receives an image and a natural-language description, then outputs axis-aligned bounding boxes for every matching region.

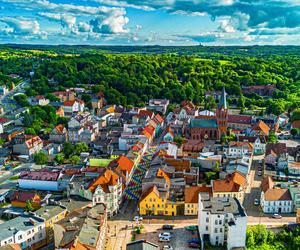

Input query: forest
[0,45,299,115]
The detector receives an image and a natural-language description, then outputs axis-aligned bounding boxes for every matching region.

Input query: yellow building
[212,172,246,203]
[184,186,212,216]
[35,205,67,244]
[139,185,178,216]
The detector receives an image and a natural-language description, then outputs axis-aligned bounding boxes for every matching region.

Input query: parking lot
[135,224,199,249]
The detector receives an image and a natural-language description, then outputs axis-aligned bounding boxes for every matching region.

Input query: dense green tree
[268,131,278,143]
[70,155,80,164]
[75,142,89,154]
[63,142,75,158]
[33,152,49,165]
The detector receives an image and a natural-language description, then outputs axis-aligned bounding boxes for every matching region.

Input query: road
[244,155,296,225]
[0,79,29,114]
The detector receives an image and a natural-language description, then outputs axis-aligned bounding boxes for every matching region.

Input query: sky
[0,0,299,45]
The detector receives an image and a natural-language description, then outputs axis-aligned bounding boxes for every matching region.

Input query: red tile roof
[63,100,76,106]
[154,113,164,124]
[228,114,253,124]
[11,191,41,203]
[116,156,134,174]
[0,118,9,124]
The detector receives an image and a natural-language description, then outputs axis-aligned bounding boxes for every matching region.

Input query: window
[220,228,223,233]
[149,198,152,202]
[27,231,31,235]
[206,218,209,223]
[215,220,218,225]
[187,210,189,214]
[18,235,22,240]
[8,239,12,243]
[28,238,31,242]
[157,204,160,208]
[219,220,222,225]
[206,226,208,231]
[215,228,218,233]
[39,233,43,239]
[38,226,42,230]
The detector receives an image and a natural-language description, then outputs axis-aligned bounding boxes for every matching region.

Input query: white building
[198,193,247,250]
[0,215,46,249]
[68,169,122,217]
[224,141,253,157]
[260,176,293,213]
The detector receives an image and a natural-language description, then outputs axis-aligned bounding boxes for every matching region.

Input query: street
[244,155,296,225]
[0,79,29,114]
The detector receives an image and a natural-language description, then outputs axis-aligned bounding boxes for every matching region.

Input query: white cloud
[0,17,41,35]
[218,19,235,32]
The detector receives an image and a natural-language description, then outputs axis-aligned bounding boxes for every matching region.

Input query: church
[187,87,228,141]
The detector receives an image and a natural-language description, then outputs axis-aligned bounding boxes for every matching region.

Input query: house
[62,99,84,116]
[212,172,247,203]
[251,120,270,136]
[12,135,43,156]
[173,106,198,120]
[197,152,222,170]
[265,143,288,169]
[10,191,42,210]
[158,142,177,158]
[0,214,46,249]
[163,126,174,142]
[68,169,122,217]
[182,140,204,159]
[228,114,254,130]
[147,99,169,114]
[49,124,68,143]
[30,95,49,106]
[52,90,75,102]
[237,135,267,155]
[260,176,293,213]
[184,186,212,216]
[0,118,12,134]
[34,205,67,244]
[53,203,107,250]
[289,184,300,212]
[224,141,253,157]
[91,92,105,115]
[127,240,159,250]
[139,185,178,216]
[242,84,276,96]
[198,193,247,250]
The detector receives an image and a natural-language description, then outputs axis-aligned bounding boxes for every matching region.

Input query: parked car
[162,225,174,230]
[159,237,170,242]
[163,246,173,250]
[258,166,262,171]
[159,232,171,238]
[272,214,282,219]
[258,171,262,176]
[187,238,200,244]
[259,160,263,164]
[133,216,143,221]
[185,225,198,231]
[254,199,260,206]
[188,242,200,248]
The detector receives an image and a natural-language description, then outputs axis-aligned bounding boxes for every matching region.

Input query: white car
[133,216,143,221]
[163,246,173,250]
[272,214,282,219]
[254,199,260,206]
[159,237,170,242]
[159,232,171,238]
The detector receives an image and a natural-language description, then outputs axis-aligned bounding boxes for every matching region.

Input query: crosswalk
[123,148,156,201]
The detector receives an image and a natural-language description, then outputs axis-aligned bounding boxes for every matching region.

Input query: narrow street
[244,155,296,225]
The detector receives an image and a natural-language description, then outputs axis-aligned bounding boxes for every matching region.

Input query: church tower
[216,86,228,133]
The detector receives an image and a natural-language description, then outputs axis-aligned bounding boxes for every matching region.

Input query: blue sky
[0,0,299,45]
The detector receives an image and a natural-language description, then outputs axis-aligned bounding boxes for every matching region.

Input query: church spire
[219,86,227,109]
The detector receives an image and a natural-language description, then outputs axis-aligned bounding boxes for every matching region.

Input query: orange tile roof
[55,124,65,134]
[184,186,212,203]
[165,159,191,171]
[156,168,170,185]
[212,172,246,193]
[154,113,164,124]
[88,169,119,193]
[116,156,134,174]
[264,188,292,201]
[261,176,274,193]
[252,120,270,136]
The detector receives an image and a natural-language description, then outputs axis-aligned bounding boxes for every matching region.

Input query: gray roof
[0,215,44,240]
[218,86,227,109]
[200,193,246,217]
[35,205,66,220]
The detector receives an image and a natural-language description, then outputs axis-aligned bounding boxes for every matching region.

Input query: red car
[188,242,200,248]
